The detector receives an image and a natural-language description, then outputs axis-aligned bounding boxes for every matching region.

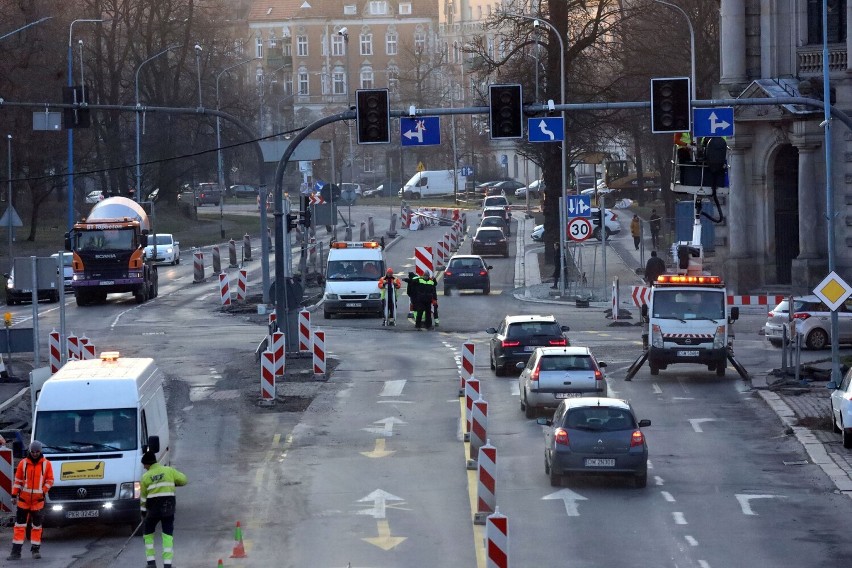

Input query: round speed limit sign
[567,217,593,241]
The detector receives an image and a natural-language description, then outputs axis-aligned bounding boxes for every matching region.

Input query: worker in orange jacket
[378,268,402,326]
[8,440,54,561]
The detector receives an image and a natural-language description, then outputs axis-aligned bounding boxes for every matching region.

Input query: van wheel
[323,309,332,319]
[649,362,659,376]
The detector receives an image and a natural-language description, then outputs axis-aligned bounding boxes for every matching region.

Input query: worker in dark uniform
[413,271,438,330]
[644,251,667,285]
[403,271,420,323]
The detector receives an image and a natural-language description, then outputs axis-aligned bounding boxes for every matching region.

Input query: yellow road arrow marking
[360,438,395,458]
[362,519,406,550]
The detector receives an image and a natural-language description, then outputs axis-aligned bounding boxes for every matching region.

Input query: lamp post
[193,45,203,109]
[0,16,53,42]
[217,57,260,238]
[6,135,11,267]
[67,18,104,231]
[517,14,567,294]
[339,28,355,193]
[653,0,696,100]
[135,46,179,202]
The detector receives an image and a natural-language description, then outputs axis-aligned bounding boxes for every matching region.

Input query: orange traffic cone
[230,521,247,558]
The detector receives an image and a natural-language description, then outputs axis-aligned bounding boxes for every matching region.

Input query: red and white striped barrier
[414,246,433,276]
[727,295,786,306]
[485,509,509,568]
[449,224,459,251]
[271,331,285,377]
[218,273,231,306]
[260,351,275,403]
[436,233,449,269]
[467,397,488,469]
[631,286,650,307]
[313,330,326,378]
[236,269,247,301]
[0,448,12,513]
[48,330,61,373]
[298,310,311,353]
[464,377,481,440]
[67,334,80,361]
[400,206,411,229]
[460,341,475,396]
[475,441,497,524]
[193,250,205,283]
[81,339,96,360]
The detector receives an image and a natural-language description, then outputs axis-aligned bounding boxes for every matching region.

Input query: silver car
[538,397,651,488]
[764,295,852,349]
[518,347,608,418]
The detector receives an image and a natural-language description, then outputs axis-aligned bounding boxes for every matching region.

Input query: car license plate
[460,273,473,277]
[555,392,582,399]
[345,302,361,308]
[66,509,99,519]
[585,458,615,467]
[100,281,114,286]
[524,346,536,352]
[677,350,699,357]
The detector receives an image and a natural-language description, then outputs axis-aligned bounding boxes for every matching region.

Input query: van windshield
[35,409,138,453]
[327,260,385,280]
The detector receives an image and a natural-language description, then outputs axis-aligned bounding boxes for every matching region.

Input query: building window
[386,31,398,55]
[360,67,374,89]
[334,70,346,95]
[369,1,388,15]
[807,0,847,44]
[344,4,356,15]
[364,153,375,173]
[360,33,373,56]
[269,33,277,48]
[333,33,345,56]
[285,74,293,95]
[297,35,308,57]
[399,2,412,14]
[321,33,328,56]
[255,36,263,58]
[414,31,426,52]
[284,43,292,57]
[298,71,309,95]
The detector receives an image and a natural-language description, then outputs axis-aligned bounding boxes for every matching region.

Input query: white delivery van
[399,170,464,199]
[323,241,386,319]
[31,352,170,528]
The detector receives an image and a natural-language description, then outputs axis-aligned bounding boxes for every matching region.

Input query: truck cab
[322,241,385,319]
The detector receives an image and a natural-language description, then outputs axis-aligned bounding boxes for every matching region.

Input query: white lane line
[660,491,676,502]
[509,382,519,396]
[652,383,663,394]
[654,476,664,486]
[685,535,699,546]
[380,379,406,397]
[672,511,687,525]
[689,418,717,433]
[698,561,711,568]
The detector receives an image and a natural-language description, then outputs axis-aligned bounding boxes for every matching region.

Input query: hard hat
[386,268,394,275]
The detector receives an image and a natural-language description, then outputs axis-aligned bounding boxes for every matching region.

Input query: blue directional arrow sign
[460,166,474,177]
[400,116,441,146]
[566,195,592,218]
[693,107,734,138]
[527,117,564,143]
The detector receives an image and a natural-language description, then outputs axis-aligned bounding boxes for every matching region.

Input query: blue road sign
[566,195,592,218]
[400,116,441,146]
[693,107,734,138]
[527,117,564,143]
[460,166,474,177]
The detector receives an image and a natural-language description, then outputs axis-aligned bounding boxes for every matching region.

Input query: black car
[486,314,570,376]
[471,227,509,258]
[443,255,492,296]
[481,206,512,236]
[229,184,258,198]
[478,216,509,234]
[194,183,224,206]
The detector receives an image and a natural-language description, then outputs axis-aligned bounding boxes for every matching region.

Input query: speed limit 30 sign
[567,217,593,241]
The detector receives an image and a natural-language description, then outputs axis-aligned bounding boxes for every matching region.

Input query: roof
[561,397,630,410]
[532,346,592,356]
[503,314,558,324]
[737,78,821,117]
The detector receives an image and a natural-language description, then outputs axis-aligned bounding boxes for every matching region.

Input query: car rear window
[564,407,635,431]
[476,230,503,241]
[449,259,483,270]
[539,355,592,371]
[507,322,561,338]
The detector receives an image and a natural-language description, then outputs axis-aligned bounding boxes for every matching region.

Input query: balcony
[797,44,847,76]
[265,49,292,70]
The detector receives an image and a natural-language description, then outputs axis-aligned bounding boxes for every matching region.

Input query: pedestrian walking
[631,214,642,250]
[8,441,54,561]
[551,241,562,289]
[644,251,667,285]
[413,271,437,330]
[140,451,188,568]
[649,209,662,249]
[378,268,402,326]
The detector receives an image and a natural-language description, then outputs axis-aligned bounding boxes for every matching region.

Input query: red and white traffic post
[312,329,326,378]
[298,310,311,354]
[464,377,480,441]
[460,341,475,396]
[474,440,497,525]
[467,396,488,470]
[485,508,509,568]
[218,273,231,306]
[260,351,275,405]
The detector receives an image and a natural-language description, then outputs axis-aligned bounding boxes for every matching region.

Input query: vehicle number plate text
[555,392,582,399]
[677,350,699,357]
[100,281,115,286]
[524,346,536,352]
[460,273,473,277]
[345,302,362,308]
[66,509,99,519]
[585,458,615,467]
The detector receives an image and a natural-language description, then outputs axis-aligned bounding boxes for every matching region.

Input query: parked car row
[530,208,621,242]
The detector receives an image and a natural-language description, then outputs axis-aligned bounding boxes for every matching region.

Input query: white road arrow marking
[362,417,407,437]
[736,494,782,515]
[542,488,588,516]
[689,418,716,433]
[708,111,731,133]
[537,119,555,140]
[379,380,406,397]
[357,489,405,519]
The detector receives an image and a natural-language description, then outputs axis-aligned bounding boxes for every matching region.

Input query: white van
[31,352,170,528]
[323,241,385,319]
[399,170,464,199]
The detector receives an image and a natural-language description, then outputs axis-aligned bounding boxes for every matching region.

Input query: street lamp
[67,18,105,231]
[0,16,53,41]
[339,27,355,190]
[194,45,204,109]
[653,0,696,100]
[516,14,567,294]
[217,57,260,238]
[135,46,179,202]
[6,135,11,268]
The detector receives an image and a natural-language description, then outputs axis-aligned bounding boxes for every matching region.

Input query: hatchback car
[538,397,651,487]
[531,224,544,242]
[518,347,609,418]
[490,180,525,194]
[478,216,509,234]
[482,195,510,209]
[143,233,181,265]
[764,295,852,349]
[481,206,512,236]
[828,368,852,448]
[590,208,621,240]
[443,255,492,296]
[471,227,509,258]
[229,184,258,198]
[194,183,223,206]
[486,314,570,376]
[85,190,106,204]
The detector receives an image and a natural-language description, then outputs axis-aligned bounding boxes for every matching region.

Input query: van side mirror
[64,233,72,252]
[140,234,148,248]
[641,304,648,318]
[12,439,24,459]
[729,307,739,322]
[146,435,161,454]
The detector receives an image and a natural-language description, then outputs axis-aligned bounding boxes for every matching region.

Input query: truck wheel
[135,287,148,304]
[715,365,726,377]
[50,292,59,303]
[75,292,88,307]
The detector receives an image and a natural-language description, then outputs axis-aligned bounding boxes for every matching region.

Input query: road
[1,205,850,567]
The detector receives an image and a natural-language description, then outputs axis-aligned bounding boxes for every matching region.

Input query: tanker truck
[64,196,158,306]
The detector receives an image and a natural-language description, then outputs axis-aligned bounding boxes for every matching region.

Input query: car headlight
[325,293,338,300]
[713,325,726,349]
[6,279,12,289]
[368,293,381,300]
[651,324,663,348]
[119,481,140,500]
[164,247,173,254]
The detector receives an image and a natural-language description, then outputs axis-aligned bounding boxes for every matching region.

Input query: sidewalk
[513,210,852,498]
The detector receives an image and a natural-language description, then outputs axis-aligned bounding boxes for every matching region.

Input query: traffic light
[356,89,390,144]
[285,212,298,233]
[489,84,523,139]
[650,77,691,133]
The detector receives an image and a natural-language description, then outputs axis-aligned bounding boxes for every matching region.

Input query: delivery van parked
[323,241,386,319]
[31,352,170,528]
[399,170,464,199]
